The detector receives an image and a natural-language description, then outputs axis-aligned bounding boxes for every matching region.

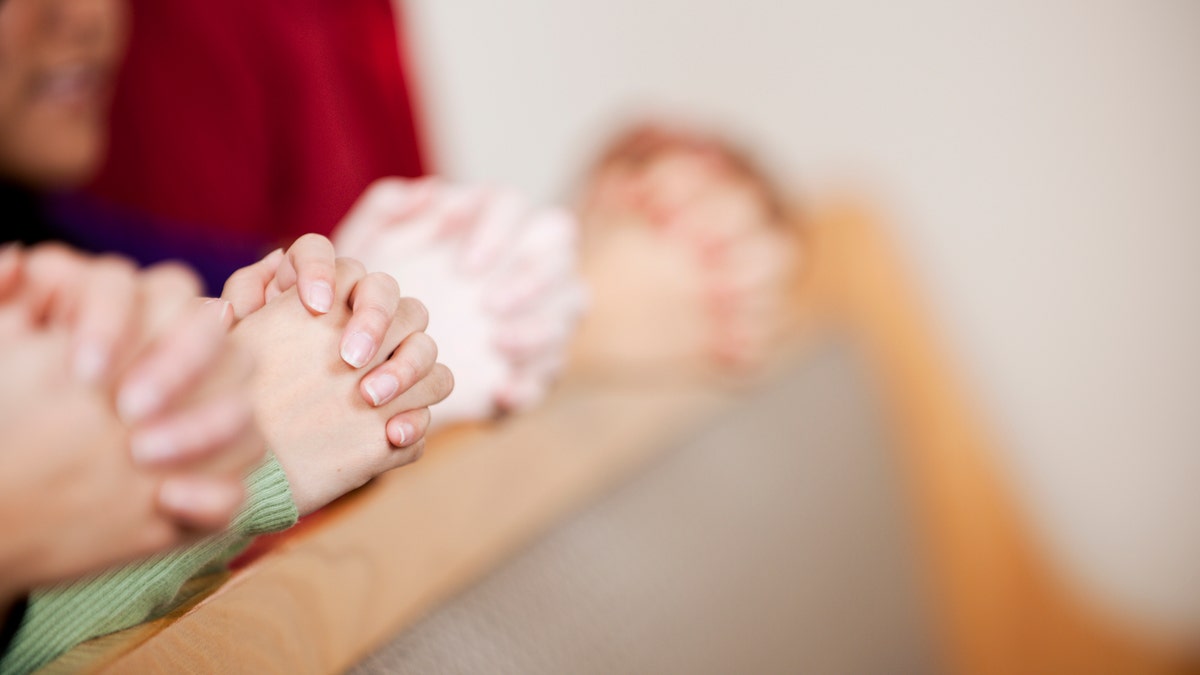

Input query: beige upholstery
[352,344,935,674]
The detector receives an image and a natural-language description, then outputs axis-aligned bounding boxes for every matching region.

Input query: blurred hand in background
[335,178,586,423]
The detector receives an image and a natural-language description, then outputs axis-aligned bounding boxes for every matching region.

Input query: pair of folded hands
[0,178,588,602]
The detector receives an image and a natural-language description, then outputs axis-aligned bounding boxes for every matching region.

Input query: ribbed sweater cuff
[0,454,298,675]
[236,452,300,536]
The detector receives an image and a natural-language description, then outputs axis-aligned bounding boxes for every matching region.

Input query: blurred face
[579,124,786,232]
[0,0,126,187]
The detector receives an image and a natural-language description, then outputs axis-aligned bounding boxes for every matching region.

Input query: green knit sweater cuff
[0,454,298,675]
[236,452,300,536]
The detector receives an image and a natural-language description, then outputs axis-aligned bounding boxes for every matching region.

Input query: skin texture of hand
[665,183,801,368]
[222,234,413,373]
[570,218,712,377]
[0,317,165,601]
[471,191,587,411]
[230,257,452,516]
[334,178,586,421]
[13,243,264,492]
[578,124,803,371]
[14,245,263,479]
[0,248,264,603]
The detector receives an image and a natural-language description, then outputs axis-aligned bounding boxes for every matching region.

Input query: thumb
[220,248,284,320]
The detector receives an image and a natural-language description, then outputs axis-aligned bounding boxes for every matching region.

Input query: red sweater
[76,0,426,288]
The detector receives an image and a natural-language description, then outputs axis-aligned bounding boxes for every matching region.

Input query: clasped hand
[0,234,450,600]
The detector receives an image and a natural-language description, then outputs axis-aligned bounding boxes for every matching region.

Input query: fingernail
[340,331,375,368]
[363,373,399,406]
[204,298,234,327]
[215,299,233,326]
[159,479,240,517]
[73,342,108,383]
[130,427,178,465]
[308,281,333,313]
[392,421,415,447]
[118,381,162,423]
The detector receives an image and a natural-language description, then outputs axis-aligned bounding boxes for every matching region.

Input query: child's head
[0,0,126,187]
[580,122,791,230]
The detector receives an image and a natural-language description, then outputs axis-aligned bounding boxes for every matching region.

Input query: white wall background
[402,0,1200,633]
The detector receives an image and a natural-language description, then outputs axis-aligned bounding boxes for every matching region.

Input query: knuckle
[31,241,75,260]
[428,363,455,399]
[398,297,429,331]
[94,254,138,278]
[335,255,366,278]
[222,265,255,289]
[364,271,400,298]
[390,355,421,387]
[294,232,333,252]
[414,331,438,363]
[357,300,394,331]
[146,262,203,297]
[221,278,262,307]
[366,177,406,200]
[28,243,83,274]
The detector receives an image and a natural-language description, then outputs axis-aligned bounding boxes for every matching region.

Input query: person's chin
[13,135,107,189]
